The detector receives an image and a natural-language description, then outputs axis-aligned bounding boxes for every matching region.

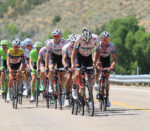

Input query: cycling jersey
[0,47,7,60]
[62,42,73,58]
[7,48,24,64]
[74,34,99,56]
[39,46,48,61]
[29,49,38,63]
[47,39,66,55]
[95,42,116,57]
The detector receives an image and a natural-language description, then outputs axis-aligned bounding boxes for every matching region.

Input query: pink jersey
[47,39,66,55]
[74,34,99,56]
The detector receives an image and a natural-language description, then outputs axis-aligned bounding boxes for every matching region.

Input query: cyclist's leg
[57,55,65,90]
[39,63,45,91]
[31,74,36,95]
[48,53,55,92]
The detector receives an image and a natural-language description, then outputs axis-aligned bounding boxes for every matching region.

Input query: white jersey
[47,39,66,55]
[39,46,48,60]
[62,42,73,58]
[74,34,99,56]
[96,42,116,58]
[24,48,29,64]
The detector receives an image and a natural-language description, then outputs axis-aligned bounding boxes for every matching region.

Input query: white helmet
[24,38,32,45]
[81,28,92,42]
[52,29,62,36]
[12,38,21,46]
[100,31,110,39]
[67,34,78,43]
[44,39,51,45]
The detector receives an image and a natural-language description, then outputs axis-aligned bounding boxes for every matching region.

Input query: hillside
[1,0,150,40]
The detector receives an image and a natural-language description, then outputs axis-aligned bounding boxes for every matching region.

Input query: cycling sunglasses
[26,44,31,47]
[102,38,109,42]
[53,35,61,38]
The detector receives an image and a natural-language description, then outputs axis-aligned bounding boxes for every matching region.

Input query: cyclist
[24,38,33,52]
[71,28,99,100]
[0,40,9,94]
[45,29,66,93]
[29,41,43,102]
[62,34,78,107]
[7,39,24,101]
[20,41,30,96]
[37,39,50,91]
[93,31,117,107]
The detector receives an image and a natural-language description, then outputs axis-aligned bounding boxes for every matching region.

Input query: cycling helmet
[44,39,51,45]
[67,34,78,43]
[1,40,9,46]
[100,31,110,39]
[81,28,92,42]
[24,38,32,45]
[52,29,62,36]
[12,38,21,46]
[20,41,26,49]
[34,41,43,48]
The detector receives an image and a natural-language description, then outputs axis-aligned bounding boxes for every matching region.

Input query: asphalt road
[0,85,150,131]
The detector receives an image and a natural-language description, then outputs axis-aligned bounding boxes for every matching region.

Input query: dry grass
[0,0,150,40]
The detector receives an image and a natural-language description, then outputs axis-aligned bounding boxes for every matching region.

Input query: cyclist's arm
[71,49,77,68]
[7,56,11,71]
[37,56,41,70]
[110,52,117,69]
[93,49,100,66]
[45,52,49,69]
[19,56,24,71]
[29,58,34,70]
[62,54,67,67]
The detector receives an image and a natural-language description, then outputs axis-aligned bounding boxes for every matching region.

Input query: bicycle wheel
[13,80,18,109]
[56,79,62,110]
[99,79,107,111]
[35,78,39,107]
[78,97,84,116]
[51,79,57,109]
[84,85,94,116]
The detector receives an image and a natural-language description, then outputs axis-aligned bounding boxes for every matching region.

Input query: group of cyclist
[0,27,116,107]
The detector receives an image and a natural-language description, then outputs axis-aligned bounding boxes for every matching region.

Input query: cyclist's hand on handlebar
[71,65,75,72]
[107,66,114,71]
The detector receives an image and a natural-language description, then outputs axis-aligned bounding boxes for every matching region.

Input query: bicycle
[10,70,23,109]
[0,69,8,102]
[49,67,64,110]
[97,68,115,111]
[72,66,94,116]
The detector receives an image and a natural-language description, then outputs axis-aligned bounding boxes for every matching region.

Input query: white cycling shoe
[72,88,78,100]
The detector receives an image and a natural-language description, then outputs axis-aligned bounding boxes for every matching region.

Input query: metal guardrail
[109,74,150,83]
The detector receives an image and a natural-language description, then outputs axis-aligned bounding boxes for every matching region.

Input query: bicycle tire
[56,79,62,110]
[84,85,94,116]
[14,80,18,109]
[36,78,39,107]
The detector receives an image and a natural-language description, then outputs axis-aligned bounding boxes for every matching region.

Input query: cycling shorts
[75,53,93,74]
[100,55,110,68]
[10,62,21,70]
[49,53,63,69]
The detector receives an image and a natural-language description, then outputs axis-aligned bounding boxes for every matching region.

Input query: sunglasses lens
[53,35,61,38]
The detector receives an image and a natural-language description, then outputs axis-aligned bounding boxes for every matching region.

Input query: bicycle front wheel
[84,85,94,116]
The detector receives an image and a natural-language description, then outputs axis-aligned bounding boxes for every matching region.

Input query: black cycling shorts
[49,53,63,68]
[10,62,21,70]
[75,53,93,74]
[100,55,110,68]
[1,59,7,70]
[32,62,37,69]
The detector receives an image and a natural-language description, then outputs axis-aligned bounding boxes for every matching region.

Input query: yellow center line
[94,99,150,112]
